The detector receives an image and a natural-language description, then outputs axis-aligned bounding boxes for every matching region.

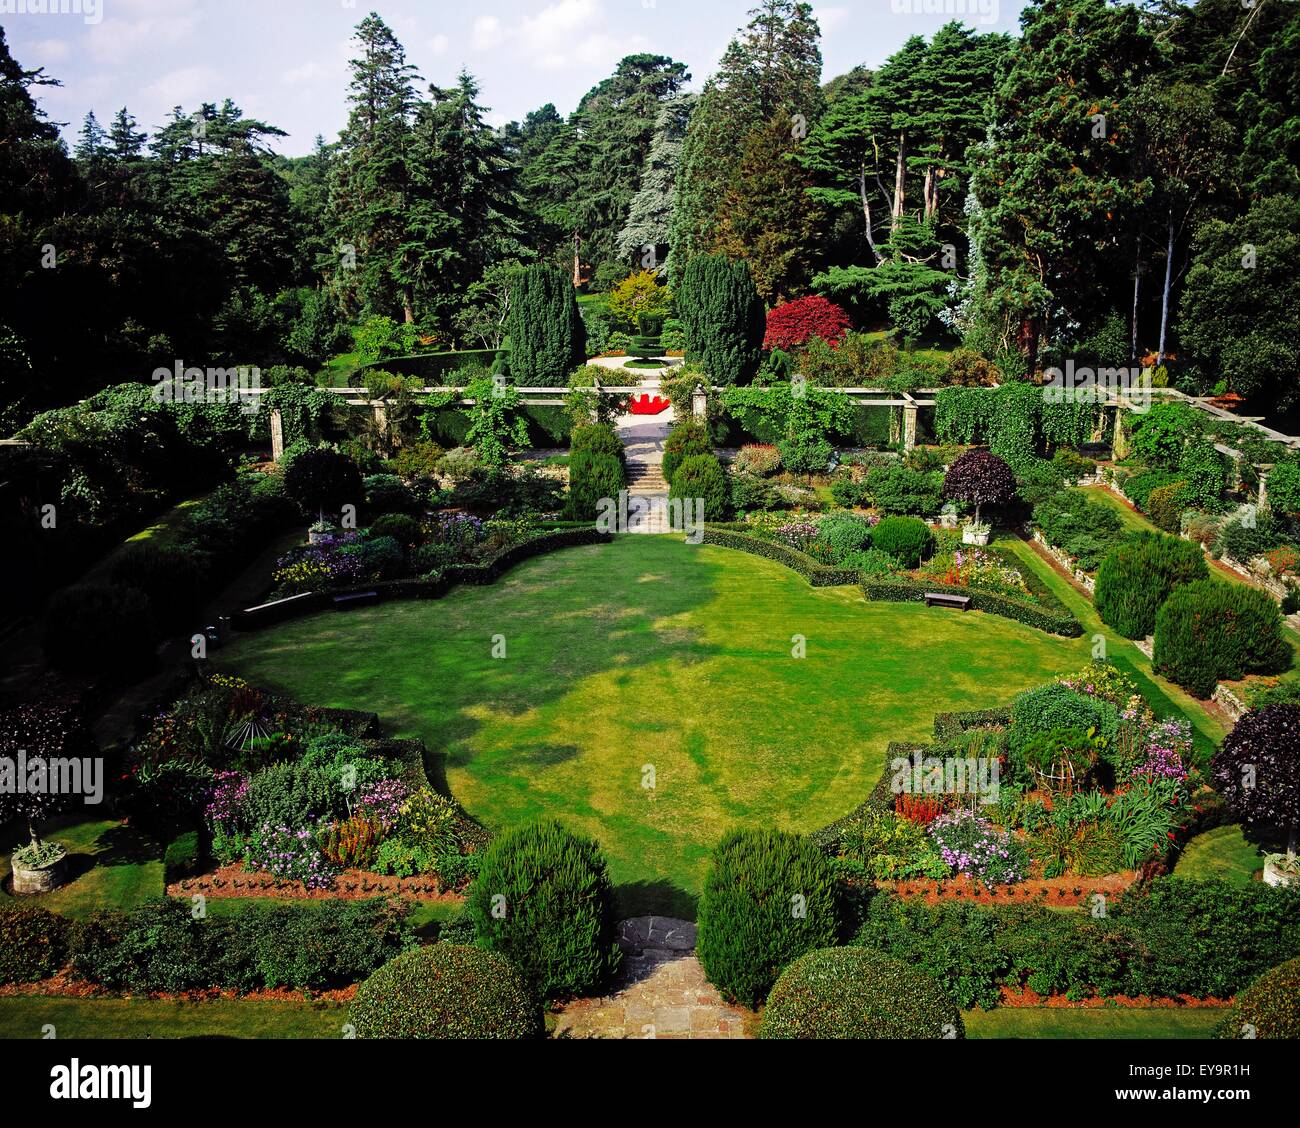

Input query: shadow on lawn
[613,878,699,922]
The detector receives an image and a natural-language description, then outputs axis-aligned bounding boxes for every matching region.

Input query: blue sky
[6,0,1033,157]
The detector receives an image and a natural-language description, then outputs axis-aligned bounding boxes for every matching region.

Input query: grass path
[218,537,1082,916]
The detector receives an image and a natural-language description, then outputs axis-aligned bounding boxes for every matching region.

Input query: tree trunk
[1156,214,1175,369]
[1131,241,1142,362]
[1289,821,1297,864]
[892,132,908,236]
[573,230,582,288]
[860,166,884,265]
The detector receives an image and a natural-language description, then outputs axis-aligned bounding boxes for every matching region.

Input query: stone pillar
[1112,408,1131,461]
[1259,468,1271,513]
[373,401,389,446]
[903,405,918,453]
[269,408,285,463]
[692,384,708,420]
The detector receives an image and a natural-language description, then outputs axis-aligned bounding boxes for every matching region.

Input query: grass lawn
[217,536,1084,917]
[0,998,346,1040]
[1174,825,1266,885]
[0,818,162,918]
[321,350,363,387]
[965,1007,1225,1039]
[1075,486,1159,535]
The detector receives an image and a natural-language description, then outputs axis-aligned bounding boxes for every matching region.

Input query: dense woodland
[1,0,1299,432]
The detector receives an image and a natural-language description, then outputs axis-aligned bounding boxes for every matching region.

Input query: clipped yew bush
[1215,958,1300,1040]
[0,907,71,985]
[760,946,964,1040]
[466,819,620,1001]
[1153,579,1290,698]
[662,418,711,486]
[871,516,934,569]
[1094,531,1208,640]
[570,423,625,467]
[350,945,541,1039]
[696,828,841,1009]
[566,449,626,521]
[678,254,765,385]
[506,263,587,387]
[669,454,730,521]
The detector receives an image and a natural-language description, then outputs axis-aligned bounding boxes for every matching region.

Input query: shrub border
[700,527,863,587]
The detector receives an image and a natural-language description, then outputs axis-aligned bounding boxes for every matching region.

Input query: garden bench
[924,592,972,612]
[333,591,380,610]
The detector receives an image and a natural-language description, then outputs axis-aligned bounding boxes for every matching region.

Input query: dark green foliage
[108,542,208,633]
[243,761,345,830]
[43,583,157,676]
[1094,532,1208,639]
[696,828,842,1009]
[1123,468,1184,512]
[1215,511,1288,563]
[364,474,424,516]
[467,820,620,1002]
[864,464,945,516]
[1216,958,1300,1040]
[162,831,201,886]
[1129,403,1200,468]
[701,529,863,587]
[1153,579,1291,698]
[1178,439,1226,510]
[569,422,625,466]
[1008,683,1119,760]
[1145,482,1189,533]
[506,264,587,387]
[369,513,420,545]
[71,900,212,993]
[662,418,711,485]
[566,450,626,521]
[815,512,874,564]
[1033,491,1125,571]
[677,255,764,385]
[0,907,70,984]
[350,945,541,1039]
[670,454,730,521]
[283,447,364,519]
[760,946,964,1040]
[871,516,934,569]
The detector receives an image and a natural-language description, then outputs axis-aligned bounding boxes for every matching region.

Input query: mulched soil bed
[881,872,1137,906]
[998,985,1230,1009]
[169,863,466,904]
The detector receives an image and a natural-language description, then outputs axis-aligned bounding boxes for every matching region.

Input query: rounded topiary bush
[43,583,157,675]
[670,453,730,521]
[466,819,620,1002]
[350,945,541,1040]
[871,516,934,569]
[1094,531,1208,640]
[760,946,964,1040]
[283,446,364,519]
[1215,957,1300,1039]
[0,907,71,985]
[369,513,421,545]
[567,449,626,521]
[1153,578,1291,698]
[570,423,625,467]
[697,828,841,1009]
[662,419,711,486]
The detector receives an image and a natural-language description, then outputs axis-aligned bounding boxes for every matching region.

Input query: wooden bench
[333,591,380,611]
[924,592,972,612]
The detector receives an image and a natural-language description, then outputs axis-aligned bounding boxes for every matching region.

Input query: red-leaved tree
[942,450,1017,525]
[763,296,852,351]
[1212,704,1300,861]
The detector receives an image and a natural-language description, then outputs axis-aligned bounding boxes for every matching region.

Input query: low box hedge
[808,743,921,854]
[701,528,862,587]
[932,707,1013,742]
[860,574,1082,637]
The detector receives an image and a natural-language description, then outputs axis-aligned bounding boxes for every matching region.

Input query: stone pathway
[554,918,752,1040]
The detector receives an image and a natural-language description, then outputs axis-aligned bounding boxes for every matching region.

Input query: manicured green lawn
[218,537,1084,916]
[965,1007,1225,1039]
[0,998,346,1040]
[1174,825,1266,885]
[1076,485,1158,535]
[0,819,163,918]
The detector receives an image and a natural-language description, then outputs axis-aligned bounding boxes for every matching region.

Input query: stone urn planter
[962,524,991,547]
[308,524,335,546]
[9,848,68,896]
[1263,856,1299,889]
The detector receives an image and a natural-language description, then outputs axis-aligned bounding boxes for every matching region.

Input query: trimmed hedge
[467,819,621,1002]
[566,449,626,521]
[760,946,965,1040]
[0,907,70,984]
[860,575,1083,637]
[1094,531,1208,640]
[232,528,612,630]
[701,528,861,587]
[697,828,842,1008]
[670,454,730,521]
[1215,958,1300,1040]
[356,349,502,383]
[933,708,1013,742]
[163,831,201,885]
[350,945,541,1039]
[871,516,934,569]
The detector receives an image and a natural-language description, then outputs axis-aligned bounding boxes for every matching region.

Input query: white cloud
[485,0,648,73]
[428,34,450,56]
[86,5,201,65]
[27,38,72,65]
[472,16,505,51]
[815,6,851,35]
[141,65,224,108]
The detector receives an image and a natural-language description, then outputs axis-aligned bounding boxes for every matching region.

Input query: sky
[6,0,1034,157]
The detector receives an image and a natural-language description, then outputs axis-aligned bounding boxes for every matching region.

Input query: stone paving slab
[553,917,752,1040]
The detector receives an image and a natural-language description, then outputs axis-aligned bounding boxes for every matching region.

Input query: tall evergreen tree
[678,254,765,385]
[506,264,586,386]
[74,111,108,161]
[616,93,696,275]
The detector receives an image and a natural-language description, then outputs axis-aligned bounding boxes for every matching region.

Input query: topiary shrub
[284,447,364,521]
[1215,958,1300,1039]
[1145,481,1189,533]
[670,454,730,521]
[569,423,625,467]
[662,418,711,486]
[566,449,626,522]
[369,513,420,546]
[760,946,964,1040]
[871,516,934,569]
[1153,579,1291,698]
[696,828,841,1009]
[0,907,70,984]
[350,945,541,1039]
[467,819,620,1002]
[1094,531,1208,640]
[507,263,587,386]
[43,583,157,676]
[678,254,765,385]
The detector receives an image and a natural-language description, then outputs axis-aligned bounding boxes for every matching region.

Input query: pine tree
[107,108,147,160]
[74,111,108,161]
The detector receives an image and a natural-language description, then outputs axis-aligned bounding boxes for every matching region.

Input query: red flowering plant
[763,296,852,352]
